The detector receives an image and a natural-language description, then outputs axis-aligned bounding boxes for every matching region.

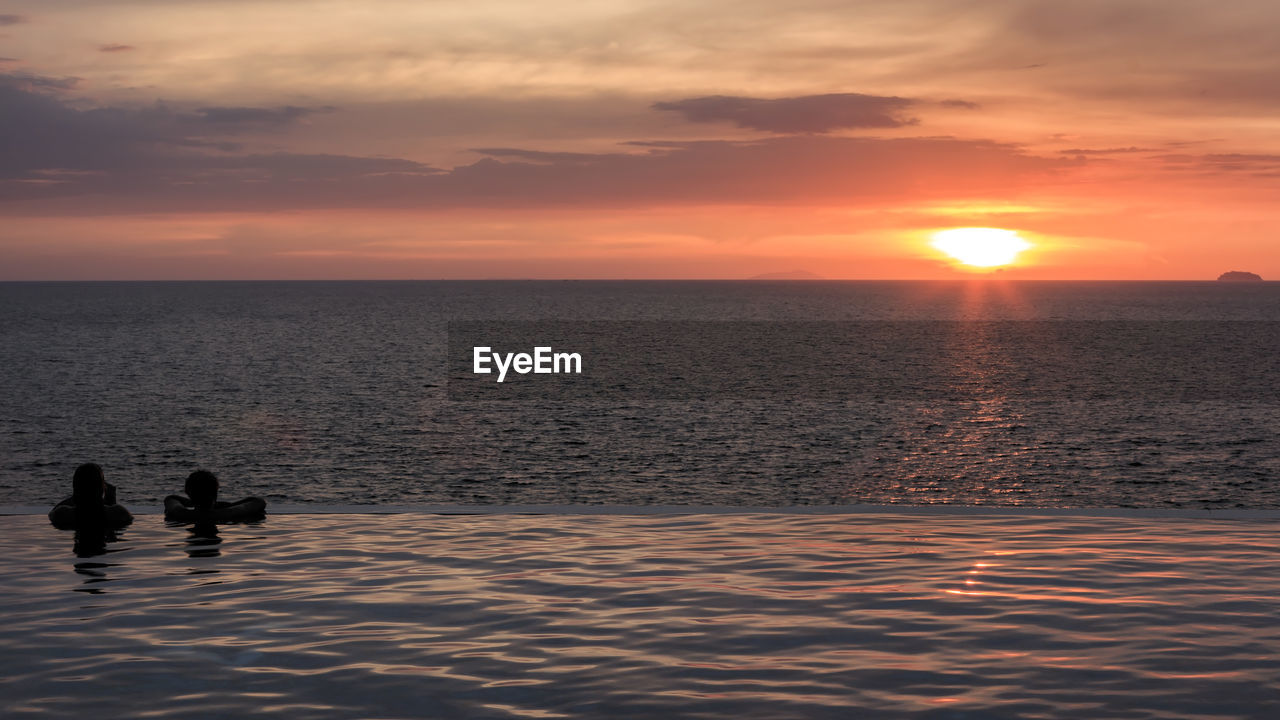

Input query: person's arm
[216,497,267,521]
[48,498,76,528]
[238,497,267,518]
[164,494,193,519]
[106,503,133,528]
[104,482,118,505]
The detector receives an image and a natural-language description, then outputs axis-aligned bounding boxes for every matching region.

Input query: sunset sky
[2,1,1278,280]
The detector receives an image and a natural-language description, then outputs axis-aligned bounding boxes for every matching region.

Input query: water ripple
[1,512,1278,719]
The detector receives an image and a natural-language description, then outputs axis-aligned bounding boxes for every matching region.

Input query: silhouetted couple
[49,464,266,529]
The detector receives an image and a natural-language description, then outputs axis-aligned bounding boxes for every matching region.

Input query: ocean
[2,280,1278,509]
[4,280,1280,719]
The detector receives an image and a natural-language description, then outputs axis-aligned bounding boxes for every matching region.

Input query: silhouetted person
[164,470,266,523]
[49,463,133,530]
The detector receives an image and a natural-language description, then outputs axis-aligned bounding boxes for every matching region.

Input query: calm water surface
[2,281,1279,508]
[2,511,1277,719]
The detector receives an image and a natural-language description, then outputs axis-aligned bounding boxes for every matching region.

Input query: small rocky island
[1217,271,1264,282]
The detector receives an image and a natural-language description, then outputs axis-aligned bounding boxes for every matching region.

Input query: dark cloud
[939,98,980,109]
[468,148,610,164]
[192,105,334,126]
[1160,152,1280,176]
[0,72,435,203]
[0,14,26,26]
[0,73,347,179]
[98,44,135,53]
[7,135,1067,214]
[0,75,145,176]
[0,71,1070,214]
[0,71,78,92]
[1058,147,1153,155]
[652,93,918,133]
[205,152,430,177]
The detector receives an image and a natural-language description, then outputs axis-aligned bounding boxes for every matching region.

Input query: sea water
[2,280,1278,509]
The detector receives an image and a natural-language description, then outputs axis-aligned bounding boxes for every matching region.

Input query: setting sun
[931,228,1033,269]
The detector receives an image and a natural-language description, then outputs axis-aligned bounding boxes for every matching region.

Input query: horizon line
[0,277,1271,283]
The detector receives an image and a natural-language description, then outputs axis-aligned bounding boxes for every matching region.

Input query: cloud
[652,93,918,133]
[0,71,77,92]
[1054,144,1157,155]
[0,70,1071,214]
[98,44,135,53]
[467,148,608,164]
[1160,152,1280,177]
[0,72,436,197]
[190,105,334,127]
[0,73,350,176]
[0,14,26,26]
[7,136,1068,214]
[446,136,1066,206]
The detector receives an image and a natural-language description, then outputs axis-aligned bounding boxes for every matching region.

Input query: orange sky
[1,1,1278,280]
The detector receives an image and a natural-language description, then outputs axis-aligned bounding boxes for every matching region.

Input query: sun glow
[931,228,1032,268]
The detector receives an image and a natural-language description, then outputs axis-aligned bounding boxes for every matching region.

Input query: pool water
[2,511,1278,719]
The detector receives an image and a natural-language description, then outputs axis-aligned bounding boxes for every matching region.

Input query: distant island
[748,270,824,280]
[1217,271,1264,282]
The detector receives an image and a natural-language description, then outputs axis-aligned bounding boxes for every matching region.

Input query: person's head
[72,463,106,506]
[185,470,219,511]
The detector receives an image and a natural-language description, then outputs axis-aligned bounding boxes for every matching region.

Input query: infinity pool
[2,510,1277,719]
